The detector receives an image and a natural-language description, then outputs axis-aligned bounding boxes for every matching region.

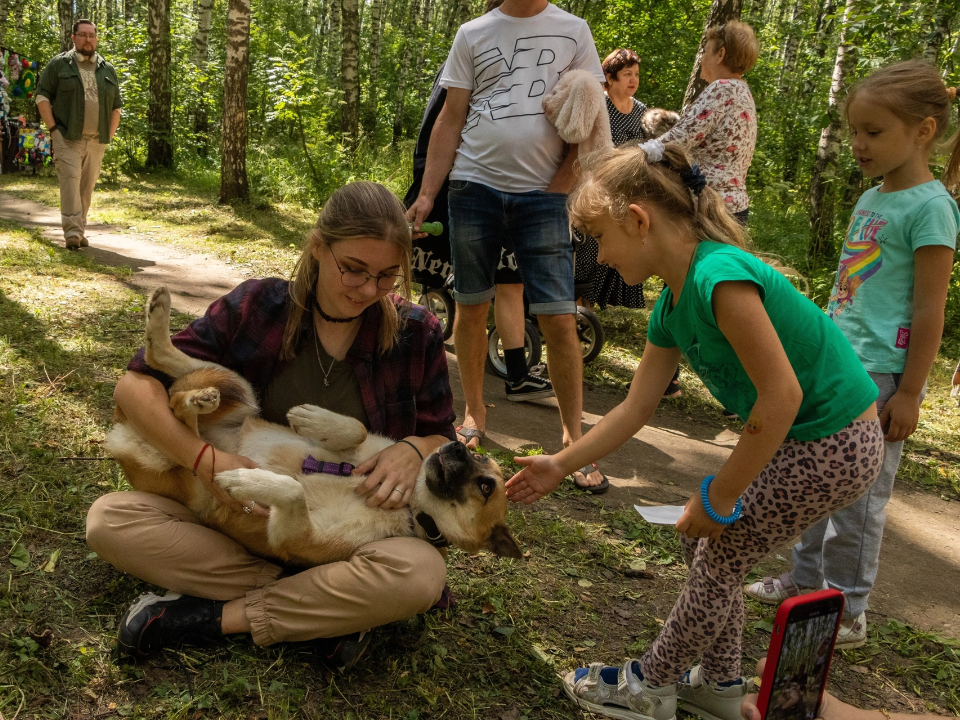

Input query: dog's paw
[216,468,305,507]
[288,404,367,449]
[147,286,171,322]
[188,387,220,413]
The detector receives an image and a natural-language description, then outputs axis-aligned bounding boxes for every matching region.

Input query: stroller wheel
[576,305,604,364]
[486,319,542,379]
[418,288,456,341]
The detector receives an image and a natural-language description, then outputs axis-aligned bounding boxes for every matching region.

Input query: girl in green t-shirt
[505,144,883,720]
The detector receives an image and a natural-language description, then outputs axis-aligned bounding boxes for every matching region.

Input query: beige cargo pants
[52,130,107,247]
[86,491,447,646]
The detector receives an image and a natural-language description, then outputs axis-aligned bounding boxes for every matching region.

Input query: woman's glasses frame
[327,245,402,291]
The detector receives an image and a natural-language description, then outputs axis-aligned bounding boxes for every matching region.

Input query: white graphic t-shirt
[827,180,959,373]
[441,4,604,193]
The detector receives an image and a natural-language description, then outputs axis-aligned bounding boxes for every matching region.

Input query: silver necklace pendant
[323,378,330,387]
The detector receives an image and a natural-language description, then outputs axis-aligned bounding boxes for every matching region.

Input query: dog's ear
[486,523,522,559]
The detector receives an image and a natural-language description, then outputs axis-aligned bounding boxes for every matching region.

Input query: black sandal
[573,463,609,494]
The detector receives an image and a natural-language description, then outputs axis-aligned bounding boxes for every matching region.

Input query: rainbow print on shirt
[828,209,886,318]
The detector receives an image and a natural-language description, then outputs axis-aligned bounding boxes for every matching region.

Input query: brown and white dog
[105,287,522,567]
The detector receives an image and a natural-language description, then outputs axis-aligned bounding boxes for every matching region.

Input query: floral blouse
[658,79,757,212]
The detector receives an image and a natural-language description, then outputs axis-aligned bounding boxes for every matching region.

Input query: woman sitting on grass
[86,181,456,669]
[505,144,883,720]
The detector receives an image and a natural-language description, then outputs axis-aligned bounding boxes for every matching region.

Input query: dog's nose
[443,440,469,461]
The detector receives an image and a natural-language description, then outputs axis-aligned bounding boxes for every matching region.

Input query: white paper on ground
[633,505,685,525]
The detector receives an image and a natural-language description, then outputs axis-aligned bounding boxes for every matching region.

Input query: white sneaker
[835,611,867,650]
[744,573,817,606]
[678,666,754,720]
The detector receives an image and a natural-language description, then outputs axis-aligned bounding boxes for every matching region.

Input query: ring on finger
[244,500,256,514]
[391,488,404,496]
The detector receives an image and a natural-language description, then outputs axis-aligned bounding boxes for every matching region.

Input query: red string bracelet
[192,443,215,479]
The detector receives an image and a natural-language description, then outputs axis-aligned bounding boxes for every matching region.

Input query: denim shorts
[447,180,575,315]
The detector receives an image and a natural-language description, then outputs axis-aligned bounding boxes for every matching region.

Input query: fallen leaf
[580,594,592,602]
[27,629,54,648]
[574,647,586,652]
[458,616,478,628]
[629,560,647,572]
[499,707,520,720]
[43,548,62,573]
[482,602,496,614]
[615,608,633,619]
[624,569,654,579]
[493,626,515,636]
[8,543,29,570]
[551,687,561,697]
[601,569,615,580]
[577,579,593,588]
[485,403,496,408]
[752,619,774,633]
[850,665,870,675]
[400,671,409,678]
[82,689,97,703]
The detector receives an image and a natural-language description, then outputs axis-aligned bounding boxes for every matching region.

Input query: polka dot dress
[574,95,649,310]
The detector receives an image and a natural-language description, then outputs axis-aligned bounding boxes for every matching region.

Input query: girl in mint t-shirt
[749,61,960,650]
[504,144,883,720]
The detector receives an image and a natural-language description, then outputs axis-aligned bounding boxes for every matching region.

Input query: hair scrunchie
[680,164,708,197]
[639,138,665,164]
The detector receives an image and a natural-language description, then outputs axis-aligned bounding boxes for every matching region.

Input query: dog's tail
[144,287,218,378]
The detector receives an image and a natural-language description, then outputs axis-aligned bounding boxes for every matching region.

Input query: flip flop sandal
[573,463,610,495]
[455,425,485,448]
[663,378,682,398]
[561,659,674,720]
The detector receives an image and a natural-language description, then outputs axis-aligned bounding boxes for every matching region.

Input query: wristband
[397,438,424,461]
[700,475,742,525]
[192,443,215,479]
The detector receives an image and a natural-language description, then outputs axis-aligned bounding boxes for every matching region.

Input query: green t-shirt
[826,180,959,372]
[647,242,878,441]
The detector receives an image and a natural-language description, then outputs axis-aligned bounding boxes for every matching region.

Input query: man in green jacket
[36,19,123,250]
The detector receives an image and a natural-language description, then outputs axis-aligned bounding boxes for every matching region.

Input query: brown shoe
[79,236,89,247]
[66,239,81,250]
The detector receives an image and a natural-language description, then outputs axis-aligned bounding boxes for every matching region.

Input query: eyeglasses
[328,246,402,291]
[75,33,97,39]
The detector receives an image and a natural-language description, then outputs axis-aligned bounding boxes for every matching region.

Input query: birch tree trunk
[327,0,342,86]
[415,0,433,101]
[445,0,461,38]
[0,0,7,47]
[778,0,803,91]
[59,0,73,52]
[807,0,858,260]
[923,0,958,63]
[314,0,328,74]
[801,0,836,96]
[192,0,214,155]
[682,0,744,110]
[124,0,134,21]
[365,0,385,135]
[340,0,360,143]
[146,0,173,169]
[393,0,421,142]
[220,0,252,203]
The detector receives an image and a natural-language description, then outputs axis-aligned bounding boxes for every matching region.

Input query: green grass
[2,217,959,718]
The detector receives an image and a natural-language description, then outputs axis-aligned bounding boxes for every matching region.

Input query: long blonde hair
[570,143,750,249]
[282,181,413,359]
[845,59,960,195]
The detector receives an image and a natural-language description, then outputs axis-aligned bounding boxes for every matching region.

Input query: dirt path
[3,191,957,640]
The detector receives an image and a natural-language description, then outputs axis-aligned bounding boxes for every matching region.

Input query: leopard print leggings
[639,418,884,686]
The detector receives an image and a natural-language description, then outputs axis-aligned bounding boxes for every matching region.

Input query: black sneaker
[505,373,555,402]
[117,592,225,661]
[312,631,371,670]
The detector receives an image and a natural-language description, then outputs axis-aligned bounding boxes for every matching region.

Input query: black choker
[313,297,362,324]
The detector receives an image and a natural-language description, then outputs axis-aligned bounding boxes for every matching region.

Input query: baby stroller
[404,69,605,379]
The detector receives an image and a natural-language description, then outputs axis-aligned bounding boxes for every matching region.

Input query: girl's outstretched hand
[505,455,567,504]
[879,389,921,443]
[676,492,727,541]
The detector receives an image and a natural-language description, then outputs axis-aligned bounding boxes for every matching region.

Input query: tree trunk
[681,0,744,110]
[220,0,252,203]
[0,0,9,47]
[124,0,134,21]
[778,0,803,91]
[314,0,328,74]
[365,0,385,135]
[327,0,342,86]
[146,0,173,169]
[444,0,461,38]
[801,0,836,96]
[59,0,73,52]
[393,0,421,142]
[807,0,858,261]
[340,0,360,143]
[923,0,958,63]
[192,0,214,156]
[459,0,472,26]
[415,0,433,101]
[106,0,114,28]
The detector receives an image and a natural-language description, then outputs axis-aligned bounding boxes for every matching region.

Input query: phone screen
[765,603,841,720]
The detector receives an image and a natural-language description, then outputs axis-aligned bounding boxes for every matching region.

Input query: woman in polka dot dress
[575,48,649,312]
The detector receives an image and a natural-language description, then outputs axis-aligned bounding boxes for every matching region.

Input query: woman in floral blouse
[650,21,759,223]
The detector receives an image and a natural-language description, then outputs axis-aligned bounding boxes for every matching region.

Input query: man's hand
[505,454,567,504]
[353,441,423,509]
[879,389,921,442]
[196,449,268,517]
[405,196,435,240]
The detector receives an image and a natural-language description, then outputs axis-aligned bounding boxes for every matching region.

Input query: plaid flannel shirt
[127,278,456,442]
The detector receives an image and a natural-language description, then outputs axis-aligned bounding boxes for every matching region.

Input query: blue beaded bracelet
[700,475,743,525]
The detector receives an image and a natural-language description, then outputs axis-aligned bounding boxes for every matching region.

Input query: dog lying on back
[105,287,522,567]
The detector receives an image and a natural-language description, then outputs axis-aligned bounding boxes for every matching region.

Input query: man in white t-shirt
[406,0,608,491]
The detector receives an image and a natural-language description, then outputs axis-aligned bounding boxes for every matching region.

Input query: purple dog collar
[302,455,355,476]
